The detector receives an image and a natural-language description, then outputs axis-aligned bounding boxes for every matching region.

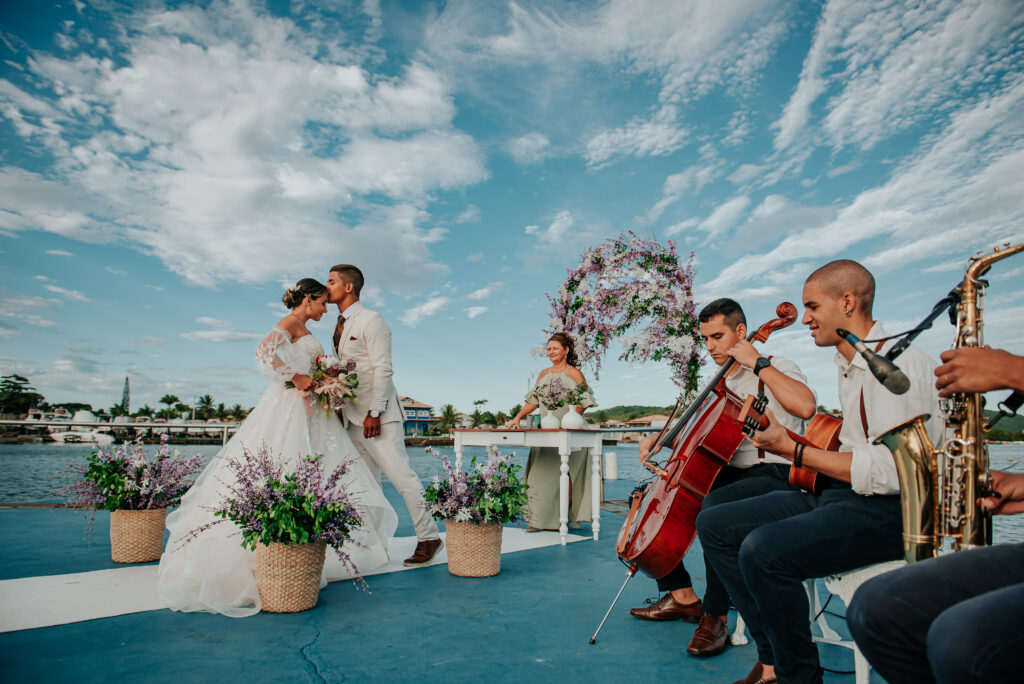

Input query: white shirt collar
[833,321,887,374]
[341,301,364,319]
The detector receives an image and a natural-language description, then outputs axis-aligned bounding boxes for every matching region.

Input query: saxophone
[875,242,1024,563]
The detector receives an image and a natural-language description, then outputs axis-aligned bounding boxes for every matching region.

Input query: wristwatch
[369,409,382,418]
[753,356,772,376]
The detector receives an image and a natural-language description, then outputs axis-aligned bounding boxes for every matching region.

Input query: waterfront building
[400,396,437,436]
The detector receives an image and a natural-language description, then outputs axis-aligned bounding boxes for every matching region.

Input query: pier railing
[0,419,240,445]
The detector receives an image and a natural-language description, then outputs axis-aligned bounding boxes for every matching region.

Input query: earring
[845,310,852,317]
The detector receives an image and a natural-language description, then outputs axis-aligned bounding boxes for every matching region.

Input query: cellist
[629,298,816,658]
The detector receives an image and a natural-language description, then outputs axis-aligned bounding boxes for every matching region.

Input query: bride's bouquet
[289,355,358,411]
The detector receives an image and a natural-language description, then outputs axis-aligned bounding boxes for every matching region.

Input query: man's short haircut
[806,259,875,315]
[698,298,746,329]
[330,264,364,297]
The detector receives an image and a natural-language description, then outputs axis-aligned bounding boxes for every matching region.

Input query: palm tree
[470,409,484,428]
[196,394,214,419]
[436,403,458,434]
[509,403,523,418]
[135,405,154,418]
[494,411,509,426]
[215,402,227,420]
[159,394,180,410]
[229,404,245,421]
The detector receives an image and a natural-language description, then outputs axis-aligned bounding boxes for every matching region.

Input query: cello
[590,302,797,644]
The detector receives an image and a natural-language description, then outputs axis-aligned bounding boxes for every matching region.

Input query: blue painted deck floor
[0,480,879,683]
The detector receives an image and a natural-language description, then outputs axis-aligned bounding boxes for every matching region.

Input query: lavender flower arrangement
[182,445,364,576]
[543,230,703,400]
[422,447,529,524]
[540,378,591,410]
[57,433,203,512]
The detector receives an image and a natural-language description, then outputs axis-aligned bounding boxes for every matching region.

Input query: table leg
[591,438,602,541]
[559,445,570,546]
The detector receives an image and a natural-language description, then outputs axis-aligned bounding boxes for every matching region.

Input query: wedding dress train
[157,327,398,617]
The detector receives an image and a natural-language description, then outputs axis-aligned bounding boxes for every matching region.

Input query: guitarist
[696,260,942,684]
[629,298,817,659]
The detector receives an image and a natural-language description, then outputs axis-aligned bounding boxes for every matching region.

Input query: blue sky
[1,0,1023,416]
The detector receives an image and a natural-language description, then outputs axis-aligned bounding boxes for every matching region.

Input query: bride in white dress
[158,278,398,617]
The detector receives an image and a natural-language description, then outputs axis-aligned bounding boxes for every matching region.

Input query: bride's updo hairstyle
[549,332,580,367]
[282,278,328,309]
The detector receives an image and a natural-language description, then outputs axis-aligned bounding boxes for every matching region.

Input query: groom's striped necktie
[333,314,346,352]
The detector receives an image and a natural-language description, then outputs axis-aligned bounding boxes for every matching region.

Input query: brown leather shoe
[403,538,443,566]
[730,662,776,684]
[687,613,730,657]
[629,594,703,622]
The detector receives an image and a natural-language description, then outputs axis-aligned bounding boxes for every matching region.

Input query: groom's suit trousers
[346,420,440,542]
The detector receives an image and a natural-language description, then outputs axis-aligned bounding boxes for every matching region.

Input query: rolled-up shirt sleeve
[845,341,941,496]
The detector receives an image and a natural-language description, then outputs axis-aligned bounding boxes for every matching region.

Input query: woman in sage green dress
[506,333,597,531]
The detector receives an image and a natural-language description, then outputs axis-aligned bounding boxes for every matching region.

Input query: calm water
[2,441,1021,543]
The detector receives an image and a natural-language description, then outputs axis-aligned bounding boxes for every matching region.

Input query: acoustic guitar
[738,392,842,495]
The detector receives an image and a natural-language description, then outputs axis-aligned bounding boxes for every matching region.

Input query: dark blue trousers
[697,487,902,684]
[848,542,1024,684]
[656,463,793,616]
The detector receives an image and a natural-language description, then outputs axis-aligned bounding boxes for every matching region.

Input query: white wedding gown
[157,327,398,617]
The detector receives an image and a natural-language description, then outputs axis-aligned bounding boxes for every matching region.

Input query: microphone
[836,329,911,395]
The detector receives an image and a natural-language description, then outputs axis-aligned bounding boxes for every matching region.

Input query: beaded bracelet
[794,442,805,469]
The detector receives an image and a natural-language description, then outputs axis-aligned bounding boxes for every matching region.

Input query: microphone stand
[884,291,959,361]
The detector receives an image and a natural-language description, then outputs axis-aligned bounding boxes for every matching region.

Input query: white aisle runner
[0,529,586,633]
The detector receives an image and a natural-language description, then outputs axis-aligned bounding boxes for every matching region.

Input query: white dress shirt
[835,322,942,496]
[725,355,814,469]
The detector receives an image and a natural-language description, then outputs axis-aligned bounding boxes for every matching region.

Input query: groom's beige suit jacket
[335,301,404,427]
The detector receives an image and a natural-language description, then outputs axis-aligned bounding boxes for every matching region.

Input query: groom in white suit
[326,264,443,566]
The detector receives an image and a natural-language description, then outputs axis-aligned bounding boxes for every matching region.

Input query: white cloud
[180,317,260,343]
[644,162,721,222]
[524,210,579,246]
[455,204,481,223]
[507,132,552,165]
[465,282,504,300]
[400,296,450,327]
[465,306,488,318]
[33,275,53,282]
[665,217,700,236]
[45,249,74,256]
[466,251,485,262]
[43,284,91,302]
[706,74,1024,295]
[773,0,1023,154]
[699,195,750,240]
[584,105,687,167]
[0,2,486,289]
[426,0,792,105]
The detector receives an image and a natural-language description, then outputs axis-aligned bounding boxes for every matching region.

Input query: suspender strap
[858,341,886,439]
[756,356,771,460]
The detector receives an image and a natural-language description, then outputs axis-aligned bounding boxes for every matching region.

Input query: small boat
[186,419,206,436]
[50,431,115,446]
[46,408,72,434]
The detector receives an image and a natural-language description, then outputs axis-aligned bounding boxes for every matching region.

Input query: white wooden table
[452,428,603,546]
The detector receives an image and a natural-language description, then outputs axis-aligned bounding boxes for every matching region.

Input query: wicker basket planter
[445,521,502,577]
[253,542,327,613]
[109,508,167,563]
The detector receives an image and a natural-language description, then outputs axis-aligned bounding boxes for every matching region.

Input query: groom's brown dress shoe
[629,594,703,622]
[687,613,730,657]
[403,538,443,566]
[731,662,776,684]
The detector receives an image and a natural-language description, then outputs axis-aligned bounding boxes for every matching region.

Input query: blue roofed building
[400,396,437,436]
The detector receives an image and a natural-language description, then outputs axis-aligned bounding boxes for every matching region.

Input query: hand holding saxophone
[982,470,1024,516]
[935,346,1024,396]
